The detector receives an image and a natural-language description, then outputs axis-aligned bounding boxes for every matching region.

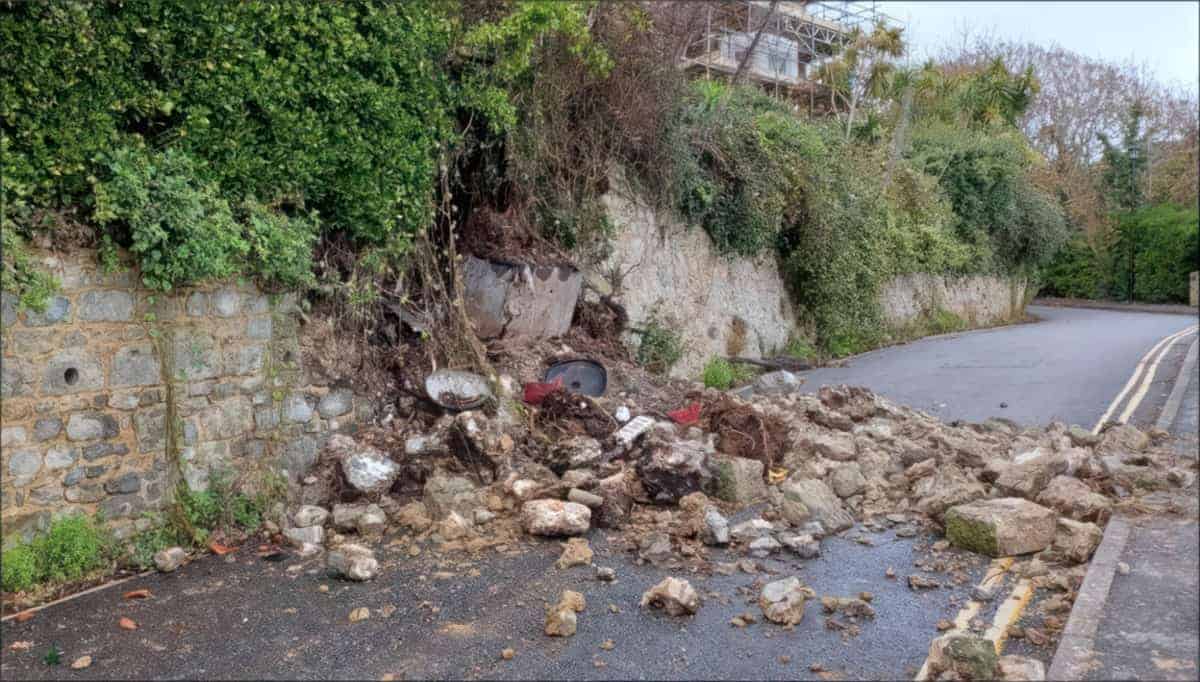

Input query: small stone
[567,488,604,509]
[71,656,92,670]
[284,525,325,548]
[640,577,700,616]
[293,505,329,528]
[759,577,812,625]
[1117,562,1130,575]
[730,518,774,542]
[595,566,616,582]
[701,508,730,546]
[319,584,329,593]
[153,546,188,572]
[349,607,370,622]
[326,544,379,581]
[638,531,673,564]
[556,538,594,569]
[748,536,782,557]
[614,406,631,423]
[474,509,496,525]
[909,575,940,590]
[996,655,1046,681]
[500,648,515,660]
[971,585,996,602]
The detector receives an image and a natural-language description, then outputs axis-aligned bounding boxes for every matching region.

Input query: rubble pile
[252,368,1190,647]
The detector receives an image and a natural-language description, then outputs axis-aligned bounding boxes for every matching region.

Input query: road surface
[2,305,1196,680]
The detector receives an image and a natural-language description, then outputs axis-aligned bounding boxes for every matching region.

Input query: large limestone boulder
[640,577,700,616]
[913,464,987,520]
[326,544,379,581]
[780,477,853,532]
[593,470,634,529]
[945,498,1057,557]
[927,634,999,681]
[522,499,591,536]
[422,473,478,519]
[1097,423,1149,455]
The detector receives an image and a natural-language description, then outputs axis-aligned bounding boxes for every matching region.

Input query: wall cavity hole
[64,367,80,385]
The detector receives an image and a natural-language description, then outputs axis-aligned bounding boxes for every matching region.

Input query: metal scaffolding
[680,1,903,113]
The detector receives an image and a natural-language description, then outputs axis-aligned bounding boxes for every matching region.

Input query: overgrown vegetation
[635,313,684,375]
[701,357,757,390]
[1,515,113,593]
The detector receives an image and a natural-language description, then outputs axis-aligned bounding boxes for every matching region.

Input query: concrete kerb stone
[1155,336,1198,432]
[1045,515,1133,681]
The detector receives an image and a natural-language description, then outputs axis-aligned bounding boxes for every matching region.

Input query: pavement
[1049,334,1199,681]
[2,304,1197,680]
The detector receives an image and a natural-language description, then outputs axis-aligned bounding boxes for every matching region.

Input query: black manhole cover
[543,359,607,397]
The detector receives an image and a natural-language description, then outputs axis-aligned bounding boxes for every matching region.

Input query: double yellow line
[1092,324,1199,434]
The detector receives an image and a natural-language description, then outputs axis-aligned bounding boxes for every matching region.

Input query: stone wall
[1190,271,1198,308]
[600,184,798,380]
[879,274,1029,330]
[1,250,371,547]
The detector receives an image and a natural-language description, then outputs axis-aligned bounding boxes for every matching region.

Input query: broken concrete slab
[944,498,1056,557]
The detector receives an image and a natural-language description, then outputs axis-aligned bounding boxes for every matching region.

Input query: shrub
[1116,204,1200,303]
[241,201,319,291]
[0,514,112,592]
[0,223,59,312]
[128,515,186,571]
[702,358,735,390]
[1,544,39,593]
[1041,237,1103,299]
[94,148,247,291]
[636,314,684,375]
[1,1,454,246]
[174,469,266,545]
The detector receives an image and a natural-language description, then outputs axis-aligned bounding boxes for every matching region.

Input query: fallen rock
[595,566,616,582]
[753,370,802,395]
[779,533,820,559]
[1036,475,1113,523]
[331,503,368,531]
[1097,423,1149,454]
[423,473,478,519]
[820,596,875,619]
[908,574,940,590]
[637,439,711,504]
[548,436,602,474]
[640,577,700,616]
[71,656,92,670]
[593,471,633,529]
[293,505,330,528]
[557,538,594,569]
[945,498,1056,557]
[1051,517,1103,564]
[334,436,400,495]
[748,536,782,557]
[701,507,730,546]
[1067,425,1100,448]
[828,463,866,498]
[780,478,853,532]
[545,590,586,636]
[567,488,604,509]
[759,577,813,625]
[522,499,591,536]
[927,634,998,680]
[996,655,1046,681]
[284,525,325,548]
[791,431,857,463]
[436,511,473,541]
[394,501,432,532]
[638,532,673,564]
[912,465,987,519]
[355,504,388,536]
[326,543,379,581]
[730,518,774,542]
[994,449,1067,499]
[153,546,188,573]
[561,469,597,490]
[474,509,496,524]
[706,454,768,504]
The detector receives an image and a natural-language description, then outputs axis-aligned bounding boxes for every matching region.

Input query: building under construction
[680,0,902,113]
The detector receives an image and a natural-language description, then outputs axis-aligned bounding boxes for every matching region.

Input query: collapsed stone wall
[0,249,372,547]
[879,273,1029,329]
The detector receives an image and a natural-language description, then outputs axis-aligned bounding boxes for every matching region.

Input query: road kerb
[1045,515,1134,680]
[1155,336,1199,431]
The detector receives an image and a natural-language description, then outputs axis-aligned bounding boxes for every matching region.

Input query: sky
[875,1,1200,93]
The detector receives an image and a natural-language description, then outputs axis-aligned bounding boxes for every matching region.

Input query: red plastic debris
[523,377,564,405]
[667,401,702,425]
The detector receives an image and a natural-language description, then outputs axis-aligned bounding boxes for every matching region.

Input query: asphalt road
[2,304,1195,680]
[800,305,1197,428]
